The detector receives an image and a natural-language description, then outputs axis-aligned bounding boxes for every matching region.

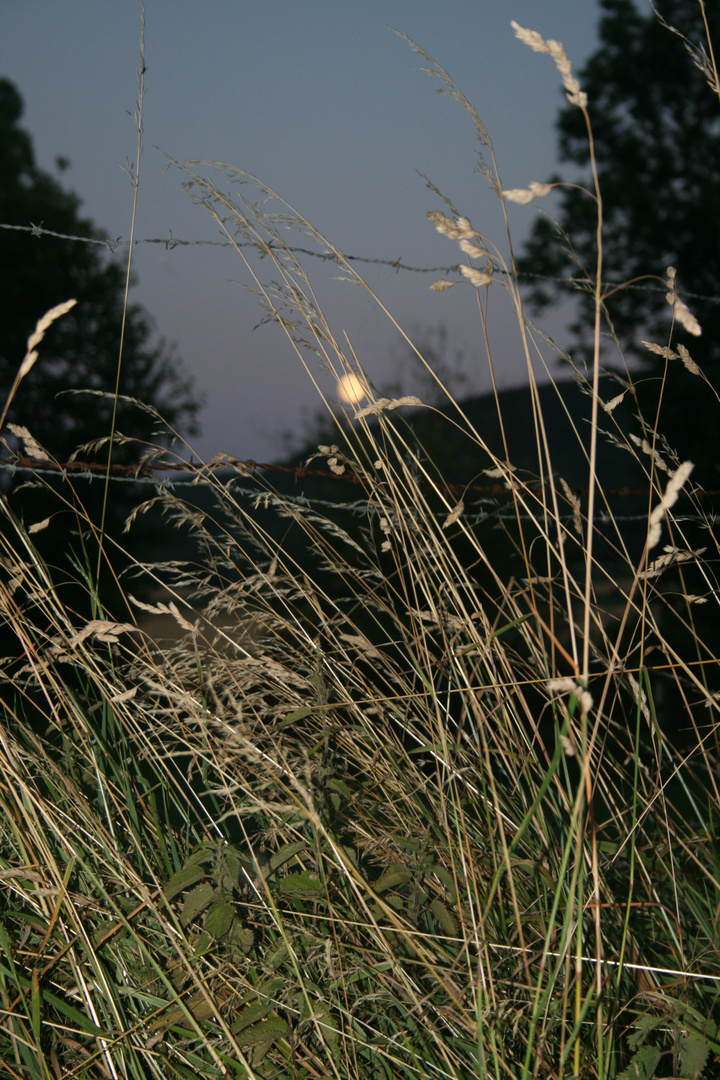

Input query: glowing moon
[337,373,367,405]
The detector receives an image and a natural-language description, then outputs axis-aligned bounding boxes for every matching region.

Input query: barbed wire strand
[3,221,719,304]
[4,219,717,517]
[1,453,717,516]
[0,457,708,528]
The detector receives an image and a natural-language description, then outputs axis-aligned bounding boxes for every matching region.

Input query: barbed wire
[3,218,717,521]
[0,456,712,530]
[1,456,709,529]
[3,221,719,304]
[1,453,716,502]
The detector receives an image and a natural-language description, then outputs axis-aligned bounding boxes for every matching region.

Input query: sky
[1,1,605,464]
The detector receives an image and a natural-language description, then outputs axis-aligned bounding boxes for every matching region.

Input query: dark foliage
[517,0,720,475]
[0,76,202,464]
[0,76,206,628]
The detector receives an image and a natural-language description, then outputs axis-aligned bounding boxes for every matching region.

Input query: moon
[337,373,367,405]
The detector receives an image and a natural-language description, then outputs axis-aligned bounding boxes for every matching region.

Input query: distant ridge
[283,377,648,493]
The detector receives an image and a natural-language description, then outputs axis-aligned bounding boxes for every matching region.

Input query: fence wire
[4,220,719,304]
[3,218,717,527]
[0,454,713,530]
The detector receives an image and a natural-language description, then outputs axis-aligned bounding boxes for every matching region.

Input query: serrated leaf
[185,842,218,867]
[318,1011,340,1056]
[329,962,392,991]
[328,789,341,811]
[222,851,242,890]
[92,919,121,946]
[676,1002,720,1052]
[617,1044,662,1080]
[230,978,283,1018]
[148,991,218,1032]
[180,882,217,927]
[168,958,190,992]
[375,864,412,893]
[432,864,460,903]
[191,930,213,958]
[232,926,254,954]
[204,897,236,939]
[231,995,275,1034]
[628,1013,661,1050]
[430,898,458,937]
[164,863,207,901]
[370,895,404,918]
[269,841,307,875]
[279,870,324,898]
[395,836,422,853]
[235,1016,288,1049]
[265,941,289,968]
[679,1030,710,1078]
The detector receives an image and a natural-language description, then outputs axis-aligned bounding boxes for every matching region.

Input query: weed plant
[1,15,720,1080]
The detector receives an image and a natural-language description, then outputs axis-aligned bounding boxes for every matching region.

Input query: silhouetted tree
[517,0,720,474]
[0,76,201,464]
[0,76,206,628]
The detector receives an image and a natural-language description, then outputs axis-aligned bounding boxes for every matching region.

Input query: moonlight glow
[337,373,367,405]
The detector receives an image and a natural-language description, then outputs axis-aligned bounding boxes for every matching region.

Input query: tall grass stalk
[96,3,146,596]
[1,13,720,1080]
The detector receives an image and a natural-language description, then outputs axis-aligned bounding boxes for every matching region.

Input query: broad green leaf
[236,1016,288,1049]
[232,926,254,954]
[164,863,207,901]
[430,898,458,937]
[231,994,276,1034]
[375,864,412,893]
[191,930,213,959]
[204,897,236,939]
[180,882,216,927]
[628,1013,660,1050]
[222,848,244,889]
[676,1002,720,1052]
[314,1008,340,1056]
[617,1045,662,1080]
[92,920,122,947]
[395,836,423,853]
[432,864,461,904]
[370,895,404,918]
[325,778,351,799]
[269,841,307,874]
[185,842,219,867]
[168,958,190,992]
[679,1030,710,1078]
[264,941,289,968]
[334,843,358,868]
[280,870,325,899]
[148,991,217,1032]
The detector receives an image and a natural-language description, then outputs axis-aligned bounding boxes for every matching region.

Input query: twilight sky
[1,1,604,463]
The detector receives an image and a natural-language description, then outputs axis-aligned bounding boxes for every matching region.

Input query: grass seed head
[503,181,553,204]
[427,210,475,239]
[460,264,493,287]
[510,21,587,107]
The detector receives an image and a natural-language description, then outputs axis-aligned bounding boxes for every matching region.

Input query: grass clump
[2,17,720,1080]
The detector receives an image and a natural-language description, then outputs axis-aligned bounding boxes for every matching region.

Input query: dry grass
[1,12,720,1080]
